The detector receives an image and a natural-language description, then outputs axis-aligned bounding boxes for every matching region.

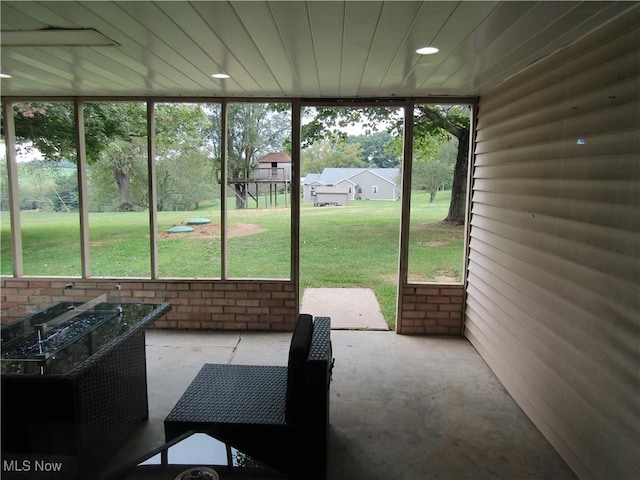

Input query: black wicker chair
[164,314,332,480]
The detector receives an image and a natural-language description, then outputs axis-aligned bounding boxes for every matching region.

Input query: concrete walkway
[104,329,576,480]
[300,288,389,330]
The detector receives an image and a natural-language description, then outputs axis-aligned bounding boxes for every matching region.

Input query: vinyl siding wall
[466,11,639,480]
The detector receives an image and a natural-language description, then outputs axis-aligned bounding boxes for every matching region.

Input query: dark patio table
[1,297,171,478]
[106,430,288,480]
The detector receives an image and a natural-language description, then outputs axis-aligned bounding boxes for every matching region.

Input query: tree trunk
[234,183,247,209]
[114,167,134,211]
[444,128,469,225]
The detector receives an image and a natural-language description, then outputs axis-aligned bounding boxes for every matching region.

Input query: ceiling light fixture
[416,46,439,55]
[0,28,118,47]
[211,73,230,79]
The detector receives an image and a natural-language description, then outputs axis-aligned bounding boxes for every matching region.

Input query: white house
[303,168,400,203]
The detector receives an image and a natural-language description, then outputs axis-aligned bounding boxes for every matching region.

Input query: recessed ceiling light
[0,73,11,79]
[416,46,439,55]
[212,73,230,79]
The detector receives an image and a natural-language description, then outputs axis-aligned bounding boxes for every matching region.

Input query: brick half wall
[0,278,298,332]
[398,284,464,335]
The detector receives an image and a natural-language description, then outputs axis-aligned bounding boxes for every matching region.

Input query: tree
[413,105,470,224]
[154,103,219,211]
[225,104,291,209]
[10,102,222,212]
[346,131,398,168]
[301,139,365,176]
[412,138,457,203]
[11,102,149,211]
[302,105,471,224]
[88,137,148,211]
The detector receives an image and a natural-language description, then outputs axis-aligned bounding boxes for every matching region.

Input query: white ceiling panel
[0,1,636,98]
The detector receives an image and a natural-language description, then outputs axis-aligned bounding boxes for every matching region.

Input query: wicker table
[1,300,171,478]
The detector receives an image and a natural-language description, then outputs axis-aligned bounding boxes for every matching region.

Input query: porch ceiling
[0,1,635,99]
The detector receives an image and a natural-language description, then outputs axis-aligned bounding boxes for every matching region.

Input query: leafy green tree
[303,105,471,224]
[11,102,222,212]
[412,138,457,203]
[301,139,365,176]
[11,102,148,211]
[225,104,290,209]
[87,137,148,211]
[18,161,56,211]
[413,105,470,224]
[346,131,398,168]
[154,103,219,211]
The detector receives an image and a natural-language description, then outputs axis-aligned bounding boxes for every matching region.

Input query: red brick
[178,291,202,299]
[399,326,425,335]
[427,296,450,304]
[415,303,439,312]
[442,287,464,296]
[438,318,462,327]
[200,321,225,330]
[177,320,201,329]
[153,320,177,329]
[224,321,248,330]
[427,311,450,319]
[224,306,247,314]
[416,287,440,296]
[441,304,463,312]
[201,291,226,299]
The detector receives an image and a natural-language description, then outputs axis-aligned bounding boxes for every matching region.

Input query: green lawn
[0,191,464,327]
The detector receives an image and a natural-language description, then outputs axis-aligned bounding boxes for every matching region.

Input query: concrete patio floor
[103,328,577,480]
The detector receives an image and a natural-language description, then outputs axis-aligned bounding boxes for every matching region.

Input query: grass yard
[0,191,464,327]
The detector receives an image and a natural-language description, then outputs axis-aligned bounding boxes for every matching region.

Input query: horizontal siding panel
[479,11,640,114]
[467,12,640,479]
[462,304,584,474]
[471,202,638,257]
[466,262,638,419]
[467,232,639,329]
[470,212,639,285]
[473,178,639,205]
[464,286,638,480]
[471,190,637,231]
[474,130,639,164]
[465,276,638,447]
[476,73,640,141]
[473,154,639,180]
[478,26,640,123]
[476,102,639,154]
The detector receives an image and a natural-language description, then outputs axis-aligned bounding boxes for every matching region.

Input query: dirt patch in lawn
[158,223,266,240]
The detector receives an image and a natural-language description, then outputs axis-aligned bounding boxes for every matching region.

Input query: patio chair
[164,314,333,480]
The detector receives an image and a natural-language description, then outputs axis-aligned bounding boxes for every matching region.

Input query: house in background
[303,168,400,203]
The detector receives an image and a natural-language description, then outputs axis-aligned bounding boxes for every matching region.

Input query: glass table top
[109,431,288,480]
[1,293,168,375]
